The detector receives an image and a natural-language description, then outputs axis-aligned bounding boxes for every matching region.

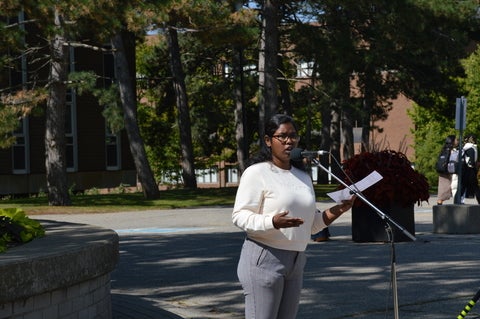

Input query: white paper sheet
[327,170,383,203]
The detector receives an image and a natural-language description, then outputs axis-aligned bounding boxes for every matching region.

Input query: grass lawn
[0,184,340,215]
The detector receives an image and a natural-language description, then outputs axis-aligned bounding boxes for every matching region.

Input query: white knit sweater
[232,162,327,252]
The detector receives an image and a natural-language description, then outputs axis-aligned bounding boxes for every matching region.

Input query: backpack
[435,149,450,174]
[447,149,459,174]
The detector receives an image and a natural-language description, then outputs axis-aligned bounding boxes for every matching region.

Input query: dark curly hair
[442,135,456,152]
[247,114,306,170]
[464,134,477,144]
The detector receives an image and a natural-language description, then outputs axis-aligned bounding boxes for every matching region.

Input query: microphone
[290,148,329,161]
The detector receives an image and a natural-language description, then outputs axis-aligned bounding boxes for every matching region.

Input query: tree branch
[63,42,114,52]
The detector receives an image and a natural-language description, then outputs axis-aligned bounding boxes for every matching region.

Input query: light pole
[454,96,467,204]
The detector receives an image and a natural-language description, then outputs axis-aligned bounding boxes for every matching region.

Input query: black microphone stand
[311,157,415,319]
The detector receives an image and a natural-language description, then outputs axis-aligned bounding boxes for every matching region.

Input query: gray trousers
[237,238,307,319]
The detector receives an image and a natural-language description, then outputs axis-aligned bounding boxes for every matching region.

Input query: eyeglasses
[272,134,300,144]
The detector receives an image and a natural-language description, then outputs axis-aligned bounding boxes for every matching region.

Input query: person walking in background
[457,134,480,204]
[449,137,460,201]
[232,114,355,319]
[436,135,457,205]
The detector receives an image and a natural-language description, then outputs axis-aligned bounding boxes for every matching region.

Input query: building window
[106,128,121,170]
[11,12,30,174]
[12,118,29,174]
[103,48,114,88]
[226,167,239,183]
[103,50,121,170]
[223,63,257,77]
[196,167,218,184]
[66,47,78,172]
[65,91,78,171]
[296,61,314,78]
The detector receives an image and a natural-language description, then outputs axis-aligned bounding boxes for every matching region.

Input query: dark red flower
[341,150,430,209]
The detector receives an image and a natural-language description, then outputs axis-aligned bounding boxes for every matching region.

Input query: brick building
[0,13,136,196]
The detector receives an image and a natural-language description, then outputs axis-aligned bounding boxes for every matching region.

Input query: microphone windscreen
[289,148,304,161]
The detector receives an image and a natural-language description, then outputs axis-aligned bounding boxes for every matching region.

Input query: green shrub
[0,208,45,253]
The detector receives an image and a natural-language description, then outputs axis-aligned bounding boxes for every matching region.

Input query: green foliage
[0,185,339,214]
[68,71,124,133]
[411,43,480,188]
[135,39,180,179]
[135,2,260,179]
[137,97,182,183]
[0,208,45,253]
[290,86,324,149]
[0,0,124,149]
[461,46,480,136]
[68,71,97,95]
[288,0,476,157]
[98,86,124,134]
[0,89,48,148]
[409,103,456,187]
[3,0,479,195]
[0,106,22,149]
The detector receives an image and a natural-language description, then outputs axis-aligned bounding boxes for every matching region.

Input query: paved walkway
[33,195,480,319]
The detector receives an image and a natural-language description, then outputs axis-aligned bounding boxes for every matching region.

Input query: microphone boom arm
[311,155,411,319]
[311,157,416,241]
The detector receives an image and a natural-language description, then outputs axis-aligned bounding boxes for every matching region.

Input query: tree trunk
[341,105,354,160]
[317,105,333,184]
[111,31,160,199]
[166,26,197,189]
[330,104,342,177]
[361,93,373,152]
[45,8,71,206]
[233,47,247,174]
[278,55,292,115]
[258,0,279,137]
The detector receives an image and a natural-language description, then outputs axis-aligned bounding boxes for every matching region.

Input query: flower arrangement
[341,150,430,208]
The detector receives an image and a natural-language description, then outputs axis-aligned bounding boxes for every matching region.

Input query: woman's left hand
[324,195,356,224]
[337,195,356,214]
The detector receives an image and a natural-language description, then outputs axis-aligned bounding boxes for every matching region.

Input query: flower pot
[351,204,415,242]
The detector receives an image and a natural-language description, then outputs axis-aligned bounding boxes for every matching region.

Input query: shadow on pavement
[111,222,480,319]
[303,224,480,319]
[111,231,245,318]
[112,293,184,319]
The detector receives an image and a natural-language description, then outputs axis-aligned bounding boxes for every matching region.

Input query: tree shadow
[111,231,245,318]
[112,293,184,319]
[111,222,480,319]
[303,223,480,319]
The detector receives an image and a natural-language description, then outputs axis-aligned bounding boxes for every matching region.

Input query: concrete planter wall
[433,204,480,234]
[0,220,119,319]
[351,204,415,242]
